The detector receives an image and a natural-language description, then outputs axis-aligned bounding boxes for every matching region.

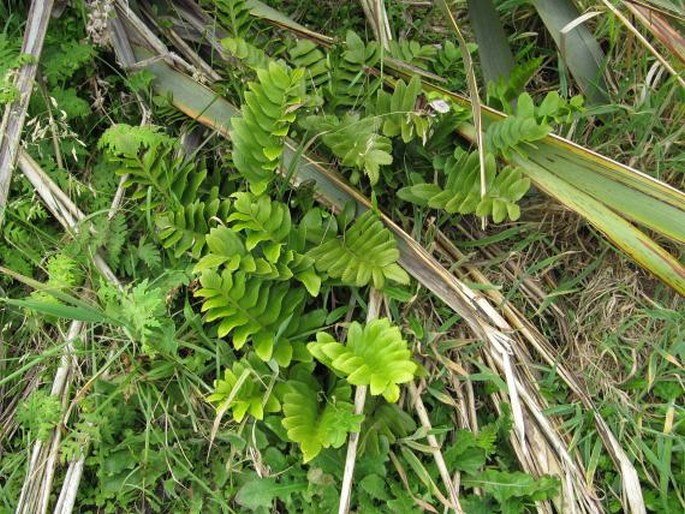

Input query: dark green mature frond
[308,318,417,402]
[307,210,409,288]
[206,0,252,38]
[327,31,381,111]
[195,268,305,365]
[387,38,437,70]
[373,75,430,144]
[485,92,581,158]
[230,61,305,194]
[289,39,329,89]
[221,36,270,70]
[156,197,231,259]
[304,114,392,185]
[98,124,204,206]
[398,148,530,223]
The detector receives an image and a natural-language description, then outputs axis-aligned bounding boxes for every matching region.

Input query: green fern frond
[98,124,173,158]
[98,124,205,206]
[280,363,363,462]
[230,61,305,194]
[304,114,392,185]
[359,401,417,456]
[308,318,417,402]
[289,39,329,89]
[485,93,551,159]
[156,197,231,259]
[373,75,430,144]
[228,192,291,256]
[327,31,381,110]
[207,356,280,422]
[398,148,530,223]
[387,38,437,70]
[221,37,270,70]
[307,210,408,289]
[195,268,305,365]
[206,0,252,38]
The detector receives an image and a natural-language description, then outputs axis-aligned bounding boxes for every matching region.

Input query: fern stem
[338,288,383,514]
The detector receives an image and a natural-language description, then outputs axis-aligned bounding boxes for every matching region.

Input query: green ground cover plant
[0,1,683,513]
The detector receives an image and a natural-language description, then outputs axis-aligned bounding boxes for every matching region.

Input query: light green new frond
[280,364,362,462]
[306,210,409,288]
[156,198,231,259]
[231,61,305,194]
[308,319,417,403]
[207,356,280,423]
[98,123,174,158]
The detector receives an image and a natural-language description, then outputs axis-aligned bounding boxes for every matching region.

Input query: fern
[207,356,280,422]
[221,37,270,70]
[195,268,306,365]
[228,192,291,256]
[398,148,530,223]
[327,31,381,111]
[387,38,437,70]
[485,92,582,159]
[308,318,417,402]
[99,280,176,356]
[359,401,417,456]
[289,40,329,89]
[304,114,392,185]
[373,75,430,144]
[230,61,305,194]
[30,252,83,312]
[307,210,408,289]
[486,58,543,111]
[206,0,252,38]
[432,40,468,91]
[156,197,231,259]
[98,124,204,206]
[280,363,363,462]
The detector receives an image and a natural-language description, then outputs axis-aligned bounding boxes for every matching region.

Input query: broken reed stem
[409,382,465,514]
[15,321,82,514]
[338,288,383,514]
[0,0,55,226]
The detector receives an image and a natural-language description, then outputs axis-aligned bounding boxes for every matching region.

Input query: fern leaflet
[398,148,530,223]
